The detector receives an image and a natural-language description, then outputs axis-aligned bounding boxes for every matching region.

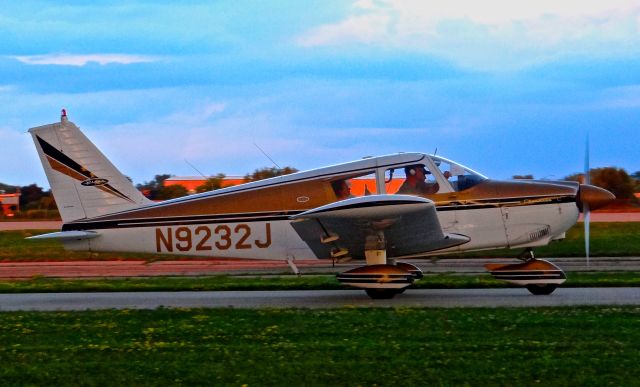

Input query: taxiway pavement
[1,287,639,311]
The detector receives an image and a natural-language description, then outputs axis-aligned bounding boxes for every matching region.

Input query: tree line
[513,167,640,203]
[2,166,638,219]
[135,166,299,200]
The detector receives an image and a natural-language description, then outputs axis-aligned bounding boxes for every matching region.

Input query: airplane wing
[290,195,469,260]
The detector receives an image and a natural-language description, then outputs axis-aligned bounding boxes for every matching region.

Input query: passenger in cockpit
[332,179,353,200]
[396,165,439,196]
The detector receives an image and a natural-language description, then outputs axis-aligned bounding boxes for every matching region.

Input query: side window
[384,164,439,196]
[330,172,377,201]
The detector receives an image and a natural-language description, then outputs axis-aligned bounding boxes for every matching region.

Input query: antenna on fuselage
[253,143,282,169]
[184,159,207,179]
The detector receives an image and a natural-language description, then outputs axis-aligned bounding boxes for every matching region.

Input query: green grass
[0,229,175,261]
[448,222,640,258]
[0,272,638,293]
[1,307,639,385]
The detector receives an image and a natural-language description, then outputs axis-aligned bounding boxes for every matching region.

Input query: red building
[164,176,247,193]
[0,192,20,217]
[164,176,400,196]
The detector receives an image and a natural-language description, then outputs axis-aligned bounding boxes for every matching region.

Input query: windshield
[429,155,488,191]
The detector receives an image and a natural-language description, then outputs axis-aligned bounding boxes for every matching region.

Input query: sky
[1,0,640,189]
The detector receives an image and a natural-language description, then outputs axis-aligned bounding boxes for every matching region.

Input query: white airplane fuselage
[59,186,579,260]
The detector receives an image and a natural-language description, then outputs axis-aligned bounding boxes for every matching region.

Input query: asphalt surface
[1,287,639,311]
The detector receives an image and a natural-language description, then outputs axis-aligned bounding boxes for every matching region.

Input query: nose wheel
[365,288,404,299]
[526,284,558,295]
[485,255,566,296]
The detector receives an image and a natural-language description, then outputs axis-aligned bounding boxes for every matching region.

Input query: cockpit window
[384,164,440,196]
[430,156,487,191]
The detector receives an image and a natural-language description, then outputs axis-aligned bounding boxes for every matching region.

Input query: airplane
[27,110,615,299]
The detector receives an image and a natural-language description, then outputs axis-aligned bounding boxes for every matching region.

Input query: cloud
[297,0,640,70]
[11,54,161,67]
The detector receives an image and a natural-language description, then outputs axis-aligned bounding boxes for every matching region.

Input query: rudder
[29,110,151,222]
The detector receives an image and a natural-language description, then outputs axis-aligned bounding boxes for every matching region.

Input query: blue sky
[2,0,640,188]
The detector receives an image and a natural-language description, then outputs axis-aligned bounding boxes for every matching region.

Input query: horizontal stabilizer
[26,231,99,241]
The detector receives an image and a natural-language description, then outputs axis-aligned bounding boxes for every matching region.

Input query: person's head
[331,179,351,199]
[404,165,427,181]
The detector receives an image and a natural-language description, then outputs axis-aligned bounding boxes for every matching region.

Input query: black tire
[365,289,398,299]
[526,284,558,295]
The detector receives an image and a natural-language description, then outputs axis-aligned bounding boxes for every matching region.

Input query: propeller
[577,134,615,268]
[584,134,590,267]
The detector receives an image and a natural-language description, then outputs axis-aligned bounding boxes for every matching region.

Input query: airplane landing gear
[518,247,535,261]
[336,262,422,299]
[485,254,566,296]
[526,284,558,295]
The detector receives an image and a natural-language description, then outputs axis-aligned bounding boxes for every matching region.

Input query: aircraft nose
[578,184,615,212]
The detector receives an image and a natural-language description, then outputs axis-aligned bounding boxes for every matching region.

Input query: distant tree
[0,182,18,193]
[156,184,189,200]
[512,174,534,180]
[244,166,298,182]
[632,171,640,192]
[564,173,583,183]
[591,167,635,200]
[19,184,47,208]
[565,167,635,200]
[23,195,57,211]
[195,174,226,193]
[136,174,173,200]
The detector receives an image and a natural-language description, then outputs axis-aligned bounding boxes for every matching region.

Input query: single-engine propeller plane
[28,111,615,298]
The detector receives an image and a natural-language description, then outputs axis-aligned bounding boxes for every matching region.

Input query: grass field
[1,307,639,385]
[2,222,640,261]
[457,222,640,258]
[0,271,639,294]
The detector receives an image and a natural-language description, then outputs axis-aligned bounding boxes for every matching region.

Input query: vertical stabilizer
[29,111,151,222]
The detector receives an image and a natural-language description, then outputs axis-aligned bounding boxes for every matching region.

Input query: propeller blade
[584,202,590,267]
[584,134,590,267]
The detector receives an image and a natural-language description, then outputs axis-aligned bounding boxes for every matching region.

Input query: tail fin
[29,110,151,222]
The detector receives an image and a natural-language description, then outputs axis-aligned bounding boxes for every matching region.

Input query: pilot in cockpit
[332,179,353,200]
[396,165,439,196]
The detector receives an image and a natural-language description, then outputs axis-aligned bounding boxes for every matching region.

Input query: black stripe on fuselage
[62,195,577,231]
[434,195,576,211]
[62,211,300,231]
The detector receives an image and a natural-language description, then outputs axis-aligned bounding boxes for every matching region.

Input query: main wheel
[365,289,399,299]
[526,284,557,295]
